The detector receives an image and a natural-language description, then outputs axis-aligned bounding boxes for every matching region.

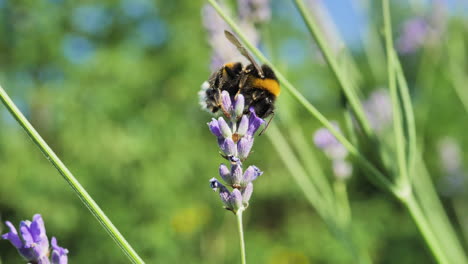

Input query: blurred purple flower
[2,214,50,263]
[437,137,466,197]
[313,123,347,160]
[363,88,393,131]
[50,237,69,264]
[313,122,352,180]
[238,0,271,24]
[397,18,429,54]
[438,137,462,174]
[332,160,352,180]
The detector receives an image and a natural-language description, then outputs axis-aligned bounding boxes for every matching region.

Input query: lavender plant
[203,90,264,264]
[2,214,68,264]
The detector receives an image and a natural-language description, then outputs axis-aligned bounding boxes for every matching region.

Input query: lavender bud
[219,138,237,157]
[231,163,243,185]
[218,117,232,139]
[233,94,245,118]
[229,189,244,212]
[237,115,249,136]
[219,164,232,185]
[237,136,254,160]
[242,165,263,185]
[208,119,222,138]
[242,183,254,206]
[220,90,233,113]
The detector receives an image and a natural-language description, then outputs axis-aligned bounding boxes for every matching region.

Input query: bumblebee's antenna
[224,30,265,78]
[259,112,275,136]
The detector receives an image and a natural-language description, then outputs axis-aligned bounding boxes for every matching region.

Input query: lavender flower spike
[2,214,50,263]
[51,237,69,264]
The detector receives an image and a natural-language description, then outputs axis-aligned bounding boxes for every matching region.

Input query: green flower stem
[382,0,409,188]
[0,85,145,264]
[287,125,335,209]
[236,210,246,264]
[414,154,468,263]
[207,0,393,191]
[333,180,351,227]
[267,123,331,218]
[292,0,373,138]
[393,53,416,176]
[403,195,451,264]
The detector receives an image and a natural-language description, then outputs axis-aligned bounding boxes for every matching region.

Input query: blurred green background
[0,0,467,263]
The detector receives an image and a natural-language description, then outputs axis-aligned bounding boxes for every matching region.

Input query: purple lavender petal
[247,107,265,136]
[37,256,51,264]
[2,221,22,248]
[220,91,233,113]
[237,115,249,136]
[237,136,254,160]
[234,94,245,118]
[229,189,243,212]
[219,164,232,185]
[51,237,69,264]
[19,221,34,247]
[30,214,47,243]
[231,163,243,185]
[242,165,263,185]
[208,119,222,138]
[218,117,232,139]
[241,183,254,205]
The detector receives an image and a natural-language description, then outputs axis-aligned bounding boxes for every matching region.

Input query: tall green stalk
[0,85,145,264]
[292,0,373,138]
[381,1,458,263]
[236,210,247,264]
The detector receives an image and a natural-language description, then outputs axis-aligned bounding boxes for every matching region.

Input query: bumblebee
[203,31,280,120]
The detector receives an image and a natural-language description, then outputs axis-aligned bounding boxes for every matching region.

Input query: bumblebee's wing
[224,30,264,78]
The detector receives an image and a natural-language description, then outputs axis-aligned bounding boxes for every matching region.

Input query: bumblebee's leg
[259,112,274,135]
[237,73,249,97]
